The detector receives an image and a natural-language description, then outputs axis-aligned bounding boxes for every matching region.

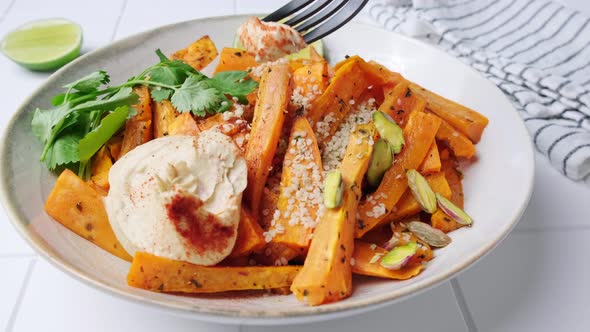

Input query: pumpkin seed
[366,139,393,187]
[380,241,417,270]
[406,169,437,213]
[372,111,404,154]
[323,170,343,209]
[407,221,452,247]
[436,193,473,225]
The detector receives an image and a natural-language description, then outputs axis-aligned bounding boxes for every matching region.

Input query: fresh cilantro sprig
[31,49,258,178]
[131,50,255,116]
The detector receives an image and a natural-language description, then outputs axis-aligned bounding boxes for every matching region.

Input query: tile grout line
[5,258,37,332]
[513,224,590,233]
[0,0,17,24]
[450,278,478,332]
[110,0,129,42]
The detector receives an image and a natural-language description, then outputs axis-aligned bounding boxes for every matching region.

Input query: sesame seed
[320,99,377,173]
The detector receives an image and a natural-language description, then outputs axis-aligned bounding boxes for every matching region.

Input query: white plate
[0,15,534,325]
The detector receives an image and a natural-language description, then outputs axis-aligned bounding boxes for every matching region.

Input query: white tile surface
[0,61,47,127]
[114,0,235,39]
[457,229,590,332]
[0,0,15,21]
[244,282,468,332]
[515,154,590,230]
[0,216,34,256]
[0,0,125,128]
[0,257,33,331]
[12,260,239,332]
[0,0,125,52]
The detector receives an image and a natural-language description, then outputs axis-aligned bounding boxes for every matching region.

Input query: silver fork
[263,0,369,44]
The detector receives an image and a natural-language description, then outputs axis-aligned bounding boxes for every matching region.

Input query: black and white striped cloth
[366,0,590,181]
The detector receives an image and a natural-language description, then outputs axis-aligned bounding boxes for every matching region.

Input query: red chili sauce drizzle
[165,194,234,254]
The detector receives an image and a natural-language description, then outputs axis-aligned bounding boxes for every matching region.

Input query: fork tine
[301,0,368,44]
[262,0,315,23]
[284,0,333,26]
[294,0,348,32]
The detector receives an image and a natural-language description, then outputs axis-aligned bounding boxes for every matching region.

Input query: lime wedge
[232,34,324,60]
[1,19,82,71]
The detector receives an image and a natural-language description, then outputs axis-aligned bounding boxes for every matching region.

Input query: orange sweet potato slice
[152,99,179,138]
[431,150,466,233]
[435,117,476,159]
[260,189,279,229]
[387,171,452,222]
[127,252,301,293]
[214,47,258,74]
[381,81,427,128]
[292,61,329,98]
[90,146,112,192]
[356,111,442,238]
[45,169,131,261]
[309,57,372,143]
[352,241,425,280]
[364,60,405,86]
[168,112,200,136]
[409,82,488,143]
[171,35,218,71]
[245,63,291,215]
[349,59,487,143]
[229,207,265,258]
[252,242,300,266]
[119,85,153,158]
[269,117,323,254]
[291,124,374,306]
[106,133,123,161]
[418,141,441,174]
[333,57,404,87]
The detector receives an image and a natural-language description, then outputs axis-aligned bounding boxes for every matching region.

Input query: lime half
[1,19,82,71]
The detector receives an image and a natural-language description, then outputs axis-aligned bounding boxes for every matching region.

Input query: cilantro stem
[123,80,176,90]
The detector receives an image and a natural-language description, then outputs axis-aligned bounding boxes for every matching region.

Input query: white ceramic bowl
[0,15,534,325]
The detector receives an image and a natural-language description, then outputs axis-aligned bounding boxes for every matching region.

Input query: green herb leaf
[79,106,129,162]
[51,91,86,106]
[152,49,199,79]
[32,103,76,145]
[171,75,230,116]
[148,65,188,86]
[70,87,138,113]
[210,70,258,104]
[43,117,88,170]
[34,87,138,163]
[64,70,110,93]
[150,87,173,102]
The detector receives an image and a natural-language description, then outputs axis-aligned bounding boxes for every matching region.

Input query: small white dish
[0,15,534,325]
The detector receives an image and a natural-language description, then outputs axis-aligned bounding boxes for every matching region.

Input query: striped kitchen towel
[367,0,590,181]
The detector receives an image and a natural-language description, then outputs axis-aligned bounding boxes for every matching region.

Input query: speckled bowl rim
[0,15,535,325]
